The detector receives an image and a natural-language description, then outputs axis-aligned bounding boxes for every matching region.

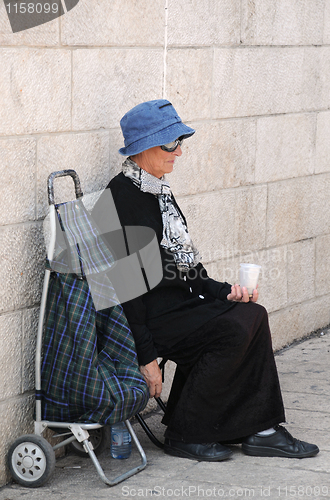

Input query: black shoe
[164,438,233,462]
[242,425,319,458]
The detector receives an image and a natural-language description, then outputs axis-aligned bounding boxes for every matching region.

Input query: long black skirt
[154,302,285,443]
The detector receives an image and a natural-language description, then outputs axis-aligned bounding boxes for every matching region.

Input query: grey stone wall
[0,0,330,486]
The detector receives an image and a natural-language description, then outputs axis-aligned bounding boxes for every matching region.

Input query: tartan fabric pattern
[49,200,120,311]
[40,272,149,424]
[51,200,115,276]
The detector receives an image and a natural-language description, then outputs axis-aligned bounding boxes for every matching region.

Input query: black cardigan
[94,172,235,366]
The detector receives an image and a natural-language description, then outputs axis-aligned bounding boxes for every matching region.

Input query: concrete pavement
[1,329,329,500]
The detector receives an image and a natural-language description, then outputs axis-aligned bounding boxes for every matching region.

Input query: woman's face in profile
[132,144,182,179]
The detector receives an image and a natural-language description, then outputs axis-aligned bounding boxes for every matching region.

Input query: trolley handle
[47,170,83,205]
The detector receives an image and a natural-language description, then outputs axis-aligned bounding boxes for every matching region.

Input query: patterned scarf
[122,158,200,272]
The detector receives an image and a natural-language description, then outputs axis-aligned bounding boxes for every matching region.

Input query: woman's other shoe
[242,425,319,458]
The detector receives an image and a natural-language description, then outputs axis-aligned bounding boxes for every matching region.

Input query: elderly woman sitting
[97,99,319,462]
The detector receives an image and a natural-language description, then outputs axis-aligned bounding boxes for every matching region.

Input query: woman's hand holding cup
[227,283,258,303]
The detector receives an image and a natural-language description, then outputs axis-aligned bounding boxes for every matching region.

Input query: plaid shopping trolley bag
[7,170,162,488]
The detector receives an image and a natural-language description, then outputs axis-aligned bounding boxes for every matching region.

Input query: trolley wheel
[7,434,55,488]
[68,426,111,457]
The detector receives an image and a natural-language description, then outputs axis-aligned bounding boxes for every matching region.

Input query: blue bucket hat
[119,99,195,156]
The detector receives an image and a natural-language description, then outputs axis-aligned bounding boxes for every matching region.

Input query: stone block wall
[0,0,330,486]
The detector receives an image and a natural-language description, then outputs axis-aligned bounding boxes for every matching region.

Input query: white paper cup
[239,263,261,297]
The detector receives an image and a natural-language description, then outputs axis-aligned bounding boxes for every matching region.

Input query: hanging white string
[163,0,169,99]
[60,0,67,13]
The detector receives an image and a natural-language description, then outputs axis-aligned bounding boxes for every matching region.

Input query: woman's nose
[173,145,182,157]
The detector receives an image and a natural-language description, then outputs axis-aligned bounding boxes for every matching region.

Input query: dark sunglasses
[160,136,184,152]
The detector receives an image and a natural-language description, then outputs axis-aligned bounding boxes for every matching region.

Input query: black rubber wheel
[68,426,111,457]
[7,434,56,488]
